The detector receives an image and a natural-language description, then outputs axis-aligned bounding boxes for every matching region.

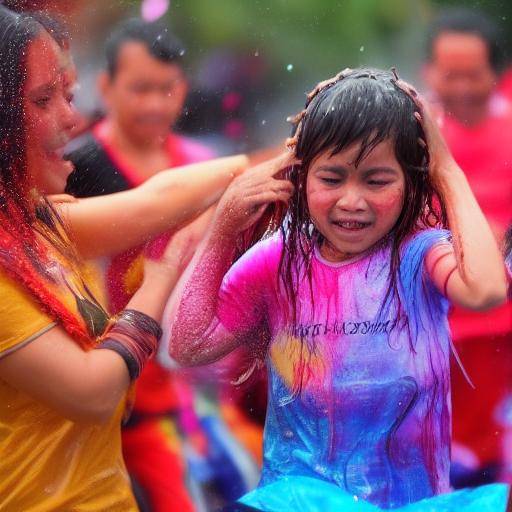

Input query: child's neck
[319,240,359,263]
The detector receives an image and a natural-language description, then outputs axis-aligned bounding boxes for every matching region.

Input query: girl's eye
[367,180,391,187]
[321,177,341,185]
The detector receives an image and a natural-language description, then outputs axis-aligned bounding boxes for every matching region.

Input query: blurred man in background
[66,18,211,512]
[424,7,512,486]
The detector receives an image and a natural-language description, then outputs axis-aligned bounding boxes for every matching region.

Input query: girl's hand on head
[396,80,457,182]
[213,152,297,236]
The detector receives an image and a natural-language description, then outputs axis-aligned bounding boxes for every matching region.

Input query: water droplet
[314,464,327,474]
[353,495,359,502]
[359,46,365,52]
[284,430,294,438]
[254,51,259,57]
[286,64,294,72]
[261,119,267,125]
[179,49,186,56]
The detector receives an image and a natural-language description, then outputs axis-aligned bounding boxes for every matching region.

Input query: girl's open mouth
[332,220,371,231]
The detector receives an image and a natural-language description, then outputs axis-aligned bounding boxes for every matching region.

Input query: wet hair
[28,10,70,50]
[279,68,446,332]
[2,1,71,49]
[427,7,505,72]
[0,5,42,214]
[105,18,185,77]
[0,6,94,346]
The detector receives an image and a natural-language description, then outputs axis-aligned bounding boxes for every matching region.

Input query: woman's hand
[213,152,296,237]
[144,210,212,282]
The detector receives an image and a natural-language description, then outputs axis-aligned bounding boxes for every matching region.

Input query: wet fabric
[239,476,509,511]
[217,229,453,509]
[0,221,136,511]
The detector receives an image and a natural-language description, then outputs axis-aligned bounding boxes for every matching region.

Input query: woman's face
[24,32,78,195]
[306,138,405,262]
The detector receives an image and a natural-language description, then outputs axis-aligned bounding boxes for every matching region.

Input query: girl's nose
[335,186,366,211]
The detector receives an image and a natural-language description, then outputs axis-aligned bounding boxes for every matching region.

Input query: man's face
[102,41,187,144]
[425,31,497,125]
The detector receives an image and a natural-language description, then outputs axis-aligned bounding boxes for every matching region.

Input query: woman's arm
[55,155,248,259]
[167,153,295,367]
[0,227,196,423]
[412,92,508,310]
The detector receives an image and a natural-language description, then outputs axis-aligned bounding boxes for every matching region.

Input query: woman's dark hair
[0,7,96,346]
[27,10,70,50]
[0,6,43,217]
[277,68,447,336]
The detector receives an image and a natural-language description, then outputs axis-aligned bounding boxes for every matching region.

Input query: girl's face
[24,32,78,195]
[306,138,405,262]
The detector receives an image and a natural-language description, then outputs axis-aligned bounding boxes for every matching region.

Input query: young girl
[167,68,509,510]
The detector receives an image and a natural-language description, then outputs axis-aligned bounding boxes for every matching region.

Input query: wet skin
[306,139,405,263]
[24,32,77,195]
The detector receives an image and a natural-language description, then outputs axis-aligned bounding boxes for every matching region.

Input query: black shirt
[65,133,131,197]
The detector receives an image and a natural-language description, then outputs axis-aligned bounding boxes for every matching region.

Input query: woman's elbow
[467,282,508,311]
[65,390,125,424]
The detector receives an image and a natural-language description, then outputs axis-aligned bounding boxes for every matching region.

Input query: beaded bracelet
[97,309,162,381]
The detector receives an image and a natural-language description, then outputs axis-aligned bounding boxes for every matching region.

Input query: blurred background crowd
[4,1,511,511]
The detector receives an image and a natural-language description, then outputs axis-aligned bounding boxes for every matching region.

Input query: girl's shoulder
[401,228,452,259]
[237,232,284,268]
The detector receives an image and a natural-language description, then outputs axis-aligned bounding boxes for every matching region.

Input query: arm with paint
[414,94,508,310]
[167,154,295,367]
[55,155,248,259]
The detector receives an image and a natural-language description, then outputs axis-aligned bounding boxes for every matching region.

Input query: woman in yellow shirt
[0,6,279,511]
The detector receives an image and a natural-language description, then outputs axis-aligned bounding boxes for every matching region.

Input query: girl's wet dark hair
[279,68,447,332]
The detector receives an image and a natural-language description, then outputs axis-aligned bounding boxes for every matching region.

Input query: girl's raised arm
[55,155,249,259]
[166,153,295,367]
[411,92,508,310]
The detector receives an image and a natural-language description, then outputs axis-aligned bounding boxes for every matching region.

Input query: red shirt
[441,106,512,341]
